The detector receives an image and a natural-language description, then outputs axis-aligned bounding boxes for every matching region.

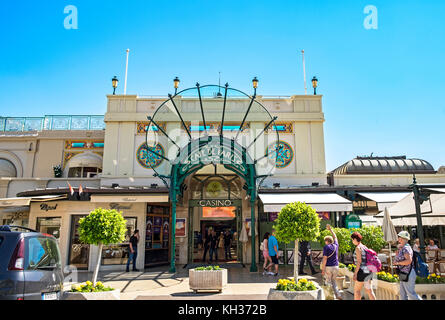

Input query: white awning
[0,198,31,207]
[90,194,169,203]
[425,188,445,194]
[259,193,352,212]
[0,195,66,208]
[357,192,410,211]
[376,193,445,217]
[376,216,445,227]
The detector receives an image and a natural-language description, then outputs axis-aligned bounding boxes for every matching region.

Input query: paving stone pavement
[63,265,354,300]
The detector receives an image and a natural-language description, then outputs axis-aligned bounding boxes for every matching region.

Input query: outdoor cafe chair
[426,250,438,262]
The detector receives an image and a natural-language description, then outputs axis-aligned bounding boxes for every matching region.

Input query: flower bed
[65,281,120,300]
[268,278,324,300]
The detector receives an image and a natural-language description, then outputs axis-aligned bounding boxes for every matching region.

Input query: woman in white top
[261,232,272,274]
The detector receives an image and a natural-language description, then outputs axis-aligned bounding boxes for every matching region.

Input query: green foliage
[318,228,352,254]
[377,271,399,283]
[273,202,320,243]
[79,208,127,246]
[351,225,386,253]
[276,278,317,291]
[71,281,114,293]
[416,274,445,284]
[195,266,221,271]
[347,264,356,272]
[52,165,62,178]
[339,263,346,269]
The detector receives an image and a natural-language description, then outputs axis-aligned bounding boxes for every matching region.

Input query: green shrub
[351,225,386,253]
[195,266,221,271]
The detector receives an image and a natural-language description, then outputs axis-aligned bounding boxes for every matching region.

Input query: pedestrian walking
[209,230,219,262]
[413,238,420,253]
[126,229,140,272]
[351,231,376,300]
[321,224,342,300]
[202,229,211,262]
[299,240,318,275]
[267,229,279,276]
[261,232,272,274]
[224,230,233,260]
[394,231,422,300]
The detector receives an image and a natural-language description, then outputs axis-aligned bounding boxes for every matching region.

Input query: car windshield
[26,237,61,270]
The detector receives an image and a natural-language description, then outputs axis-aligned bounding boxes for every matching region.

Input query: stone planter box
[64,289,121,300]
[189,269,228,293]
[336,276,346,290]
[375,280,445,300]
[338,267,347,277]
[268,286,325,300]
[375,280,399,300]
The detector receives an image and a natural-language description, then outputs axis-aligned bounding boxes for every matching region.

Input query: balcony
[0,115,105,132]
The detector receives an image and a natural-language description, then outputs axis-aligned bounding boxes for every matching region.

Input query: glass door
[68,215,89,269]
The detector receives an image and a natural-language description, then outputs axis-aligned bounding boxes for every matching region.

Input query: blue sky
[0,0,444,171]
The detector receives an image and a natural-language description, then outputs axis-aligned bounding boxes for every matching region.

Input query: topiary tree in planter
[273,202,320,280]
[79,208,127,285]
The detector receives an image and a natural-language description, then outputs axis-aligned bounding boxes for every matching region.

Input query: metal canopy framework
[144,83,280,273]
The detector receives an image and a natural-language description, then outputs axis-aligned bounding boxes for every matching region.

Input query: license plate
[42,292,58,300]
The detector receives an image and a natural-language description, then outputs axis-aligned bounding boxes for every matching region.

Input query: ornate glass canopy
[144,84,280,194]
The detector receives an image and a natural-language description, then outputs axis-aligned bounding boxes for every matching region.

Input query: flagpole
[302,49,307,95]
[124,49,130,95]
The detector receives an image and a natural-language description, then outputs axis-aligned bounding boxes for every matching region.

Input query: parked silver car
[0,225,64,300]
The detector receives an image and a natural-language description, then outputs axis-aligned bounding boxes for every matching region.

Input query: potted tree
[273,202,320,281]
[64,208,127,300]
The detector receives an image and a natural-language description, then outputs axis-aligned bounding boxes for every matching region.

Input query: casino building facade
[1,82,444,272]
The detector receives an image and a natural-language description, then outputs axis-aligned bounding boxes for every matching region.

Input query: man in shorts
[267,229,279,276]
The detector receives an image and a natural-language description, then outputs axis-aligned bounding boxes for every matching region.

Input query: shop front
[18,190,170,272]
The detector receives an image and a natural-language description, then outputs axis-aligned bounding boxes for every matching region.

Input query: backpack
[413,251,429,278]
[362,245,382,272]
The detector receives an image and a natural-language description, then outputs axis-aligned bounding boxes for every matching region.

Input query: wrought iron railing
[0,115,105,132]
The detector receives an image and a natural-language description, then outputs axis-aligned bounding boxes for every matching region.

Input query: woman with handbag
[394,231,422,300]
[351,231,376,300]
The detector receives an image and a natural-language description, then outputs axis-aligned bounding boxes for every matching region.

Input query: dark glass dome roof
[332,156,436,175]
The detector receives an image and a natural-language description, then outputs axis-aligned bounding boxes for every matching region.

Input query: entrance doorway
[187,173,243,264]
[194,218,238,263]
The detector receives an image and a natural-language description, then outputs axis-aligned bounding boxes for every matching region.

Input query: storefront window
[145,205,170,266]
[36,217,61,239]
[101,217,137,265]
[68,215,89,269]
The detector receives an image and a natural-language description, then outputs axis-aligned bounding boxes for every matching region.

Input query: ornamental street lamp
[252,77,259,95]
[112,76,119,95]
[312,76,318,95]
[173,77,180,94]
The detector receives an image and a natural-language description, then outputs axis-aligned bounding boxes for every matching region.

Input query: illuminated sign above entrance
[189,199,242,207]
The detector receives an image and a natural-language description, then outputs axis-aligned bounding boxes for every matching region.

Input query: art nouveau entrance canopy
[144,82,280,272]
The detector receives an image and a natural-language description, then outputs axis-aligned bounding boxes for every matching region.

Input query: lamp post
[112,76,119,95]
[312,76,318,95]
[173,77,180,95]
[252,77,258,95]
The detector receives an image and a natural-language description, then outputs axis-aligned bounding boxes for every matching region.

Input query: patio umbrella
[382,207,398,273]
[239,224,248,265]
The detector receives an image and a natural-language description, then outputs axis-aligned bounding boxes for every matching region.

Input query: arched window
[0,158,17,177]
[66,152,103,178]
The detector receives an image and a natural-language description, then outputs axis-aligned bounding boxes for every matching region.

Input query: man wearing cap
[394,231,422,300]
